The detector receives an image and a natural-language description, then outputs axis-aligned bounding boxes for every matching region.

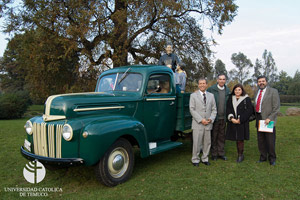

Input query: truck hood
[43,92,141,121]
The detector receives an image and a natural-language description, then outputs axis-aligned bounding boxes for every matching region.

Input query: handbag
[244,99,256,122]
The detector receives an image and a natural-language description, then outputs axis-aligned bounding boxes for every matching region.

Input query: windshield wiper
[117,67,131,85]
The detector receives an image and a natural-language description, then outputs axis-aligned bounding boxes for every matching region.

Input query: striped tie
[256,90,263,112]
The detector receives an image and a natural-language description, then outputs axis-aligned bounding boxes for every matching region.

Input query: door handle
[170,101,175,106]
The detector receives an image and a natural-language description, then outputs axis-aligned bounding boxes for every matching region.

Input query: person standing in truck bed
[158,44,180,72]
[175,62,186,93]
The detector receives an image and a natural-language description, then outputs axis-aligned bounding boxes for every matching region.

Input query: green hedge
[280,95,300,103]
[0,91,31,119]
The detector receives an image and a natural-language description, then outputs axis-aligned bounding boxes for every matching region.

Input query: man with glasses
[254,76,280,166]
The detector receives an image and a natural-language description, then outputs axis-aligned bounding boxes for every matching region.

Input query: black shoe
[236,155,244,163]
[218,155,227,161]
[192,163,199,167]
[211,156,218,161]
[201,161,211,166]
[257,159,266,163]
[270,161,276,166]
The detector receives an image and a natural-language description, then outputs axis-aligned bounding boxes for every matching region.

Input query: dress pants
[211,119,226,157]
[256,114,276,162]
[192,129,211,163]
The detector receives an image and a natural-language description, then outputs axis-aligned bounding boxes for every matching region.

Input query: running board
[149,140,182,155]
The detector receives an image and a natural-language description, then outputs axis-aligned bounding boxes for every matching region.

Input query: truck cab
[21,65,191,186]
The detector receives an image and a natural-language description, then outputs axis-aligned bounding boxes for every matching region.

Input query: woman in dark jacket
[226,84,254,162]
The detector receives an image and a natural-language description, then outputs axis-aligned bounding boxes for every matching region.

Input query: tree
[0,29,81,103]
[230,52,253,84]
[293,70,300,82]
[2,0,238,72]
[262,49,278,84]
[273,70,292,95]
[0,33,28,92]
[287,82,300,95]
[287,70,300,95]
[251,50,278,86]
[182,57,208,82]
[214,59,227,79]
[252,58,263,83]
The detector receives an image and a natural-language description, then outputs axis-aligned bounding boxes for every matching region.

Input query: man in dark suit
[189,78,217,166]
[254,76,280,166]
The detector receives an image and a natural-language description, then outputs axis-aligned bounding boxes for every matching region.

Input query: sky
[0,0,300,77]
[209,0,300,77]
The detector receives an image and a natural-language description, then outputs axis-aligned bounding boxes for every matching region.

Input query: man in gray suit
[189,78,217,166]
[254,76,280,166]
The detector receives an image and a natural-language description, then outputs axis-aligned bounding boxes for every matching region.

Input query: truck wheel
[95,138,134,187]
[171,131,180,141]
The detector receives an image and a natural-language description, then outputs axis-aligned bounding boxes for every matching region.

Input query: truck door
[144,73,176,142]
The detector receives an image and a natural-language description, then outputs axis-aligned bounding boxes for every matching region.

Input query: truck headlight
[62,124,73,141]
[24,120,33,135]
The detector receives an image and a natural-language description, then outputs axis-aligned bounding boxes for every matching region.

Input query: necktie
[256,89,263,112]
[203,93,206,104]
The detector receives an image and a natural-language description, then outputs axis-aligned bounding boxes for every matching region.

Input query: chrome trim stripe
[32,122,62,159]
[56,124,63,158]
[45,92,106,116]
[37,123,41,155]
[48,124,55,158]
[146,98,176,101]
[43,114,66,122]
[45,95,61,116]
[40,123,48,157]
[73,106,125,112]
[33,123,38,155]
[32,123,48,157]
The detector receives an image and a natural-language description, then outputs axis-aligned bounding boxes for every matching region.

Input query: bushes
[280,95,300,103]
[0,91,31,119]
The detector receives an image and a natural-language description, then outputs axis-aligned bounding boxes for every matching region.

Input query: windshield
[96,73,143,92]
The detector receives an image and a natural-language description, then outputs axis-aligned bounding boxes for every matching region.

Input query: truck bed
[175,93,192,131]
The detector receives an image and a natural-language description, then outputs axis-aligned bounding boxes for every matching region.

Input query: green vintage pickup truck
[21,65,192,186]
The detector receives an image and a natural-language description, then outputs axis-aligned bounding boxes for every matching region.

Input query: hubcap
[108,147,129,178]
[112,155,124,171]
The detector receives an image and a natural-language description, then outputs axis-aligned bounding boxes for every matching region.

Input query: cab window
[147,74,171,94]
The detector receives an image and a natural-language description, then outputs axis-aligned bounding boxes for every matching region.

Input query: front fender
[79,116,149,166]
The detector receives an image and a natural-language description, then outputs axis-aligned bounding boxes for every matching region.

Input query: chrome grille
[32,122,63,158]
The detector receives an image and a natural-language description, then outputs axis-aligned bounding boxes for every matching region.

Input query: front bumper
[21,146,84,167]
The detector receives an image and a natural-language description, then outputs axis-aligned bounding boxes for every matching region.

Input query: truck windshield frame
[96,72,143,92]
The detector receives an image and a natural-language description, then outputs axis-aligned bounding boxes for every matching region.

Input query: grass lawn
[280,104,300,114]
[26,105,44,112]
[1,115,300,199]
[23,105,44,118]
